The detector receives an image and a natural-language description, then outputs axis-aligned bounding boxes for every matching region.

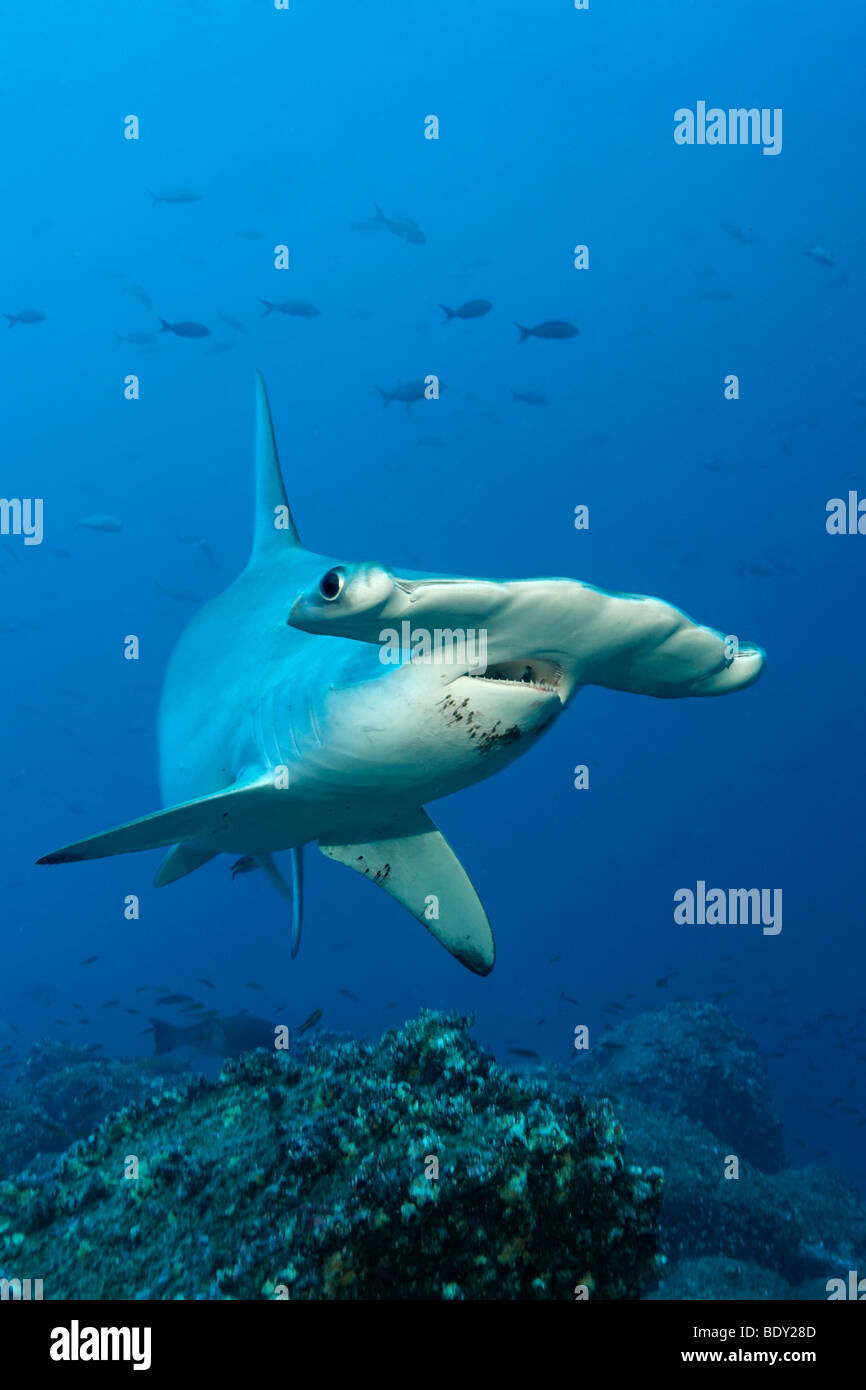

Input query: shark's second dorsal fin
[252,371,302,559]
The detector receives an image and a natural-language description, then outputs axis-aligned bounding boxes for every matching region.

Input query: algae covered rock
[0,1012,662,1300]
[0,1040,169,1179]
[573,1002,785,1172]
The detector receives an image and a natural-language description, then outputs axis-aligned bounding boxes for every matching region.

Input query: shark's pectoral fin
[37,776,275,866]
[154,844,218,886]
[319,810,494,975]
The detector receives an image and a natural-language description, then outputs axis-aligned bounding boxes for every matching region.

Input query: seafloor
[0,1005,862,1299]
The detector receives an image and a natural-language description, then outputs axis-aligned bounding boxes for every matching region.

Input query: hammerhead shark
[38,374,765,974]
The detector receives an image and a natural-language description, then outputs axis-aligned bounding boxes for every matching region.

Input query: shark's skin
[38,374,765,973]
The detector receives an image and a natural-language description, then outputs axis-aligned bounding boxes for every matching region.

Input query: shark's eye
[319,567,345,601]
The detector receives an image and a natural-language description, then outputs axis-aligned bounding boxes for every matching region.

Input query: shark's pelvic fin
[255,852,293,899]
[252,370,302,560]
[251,850,304,957]
[291,847,304,957]
[154,844,217,886]
[319,809,495,975]
[37,776,275,866]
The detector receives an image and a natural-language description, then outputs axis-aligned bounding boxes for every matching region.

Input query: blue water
[2,0,864,1195]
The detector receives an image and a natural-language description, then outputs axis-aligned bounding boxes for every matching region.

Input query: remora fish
[38,374,765,974]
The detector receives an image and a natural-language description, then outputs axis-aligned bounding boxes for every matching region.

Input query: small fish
[508,1047,539,1059]
[803,244,836,267]
[123,284,153,309]
[416,437,446,449]
[198,978,214,989]
[560,991,578,1005]
[102,1000,120,1008]
[512,391,549,407]
[204,340,234,356]
[369,205,425,245]
[295,1008,323,1037]
[439,299,492,322]
[246,981,264,990]
[235,229,265,241]
[515,320,578,343]
[3,309,46,327]
[220,314,248,333]
[231,855,258,879]
[79,956,99,966]
[149,188,203,205]
[260,299,320,319]
[76,514,122,533]
[122,1007,141,1015]
[721,221,756,244]
[383,1001,398,1011]
[190,537,217,569]
[156,993,194,1006]
[339,988,359,1002]
[157,318,211,338]
[376,379,445,412]
[115,330,159,345]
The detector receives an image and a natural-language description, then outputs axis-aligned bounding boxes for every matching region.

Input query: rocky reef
[568,1002,866,1300]
[2,1002,863,1300]
[0,1012,662,1300]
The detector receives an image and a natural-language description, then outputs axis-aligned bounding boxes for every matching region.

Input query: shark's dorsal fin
[253,371,302,558]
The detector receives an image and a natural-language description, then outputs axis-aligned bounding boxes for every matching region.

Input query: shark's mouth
[467,659,563,700]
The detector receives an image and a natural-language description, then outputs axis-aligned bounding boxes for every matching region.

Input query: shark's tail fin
[374,204,386,223]
[376,388,391,408]
[147,190,160,206]
[260,300,275,316]
[4,315,17,327]
[439,305,457,323]
[148,1018,188,1056]
[514,323,531,344]
[157,318,172,333]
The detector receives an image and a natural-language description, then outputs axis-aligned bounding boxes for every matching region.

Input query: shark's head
[287,560,573,783]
